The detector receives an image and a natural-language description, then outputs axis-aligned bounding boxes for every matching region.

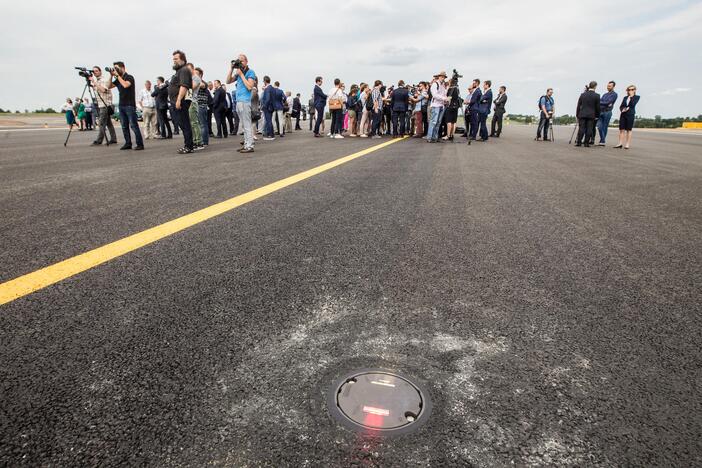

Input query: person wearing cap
[427,71,449,142]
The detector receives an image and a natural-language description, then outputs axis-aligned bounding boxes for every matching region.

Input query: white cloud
[0,0,700,116]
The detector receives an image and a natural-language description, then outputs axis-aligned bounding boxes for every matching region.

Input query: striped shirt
[372,87,383,111]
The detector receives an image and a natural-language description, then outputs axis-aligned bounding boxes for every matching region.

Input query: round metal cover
[328,369,432,435]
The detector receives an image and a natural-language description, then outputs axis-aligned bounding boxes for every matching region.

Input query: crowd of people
[62,50,642,152]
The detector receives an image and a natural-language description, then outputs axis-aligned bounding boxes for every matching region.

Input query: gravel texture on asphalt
[1,125,701,466]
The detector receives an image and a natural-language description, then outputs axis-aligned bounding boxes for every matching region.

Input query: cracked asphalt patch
[1,126,701,466]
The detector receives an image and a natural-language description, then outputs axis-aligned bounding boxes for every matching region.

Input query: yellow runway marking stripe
[0,137,406,306]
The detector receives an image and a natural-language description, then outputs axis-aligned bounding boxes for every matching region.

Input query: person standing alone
[536,88,554,141]
[490,86,507,138]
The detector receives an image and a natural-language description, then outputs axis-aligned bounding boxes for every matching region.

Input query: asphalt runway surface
[1,124,700,466]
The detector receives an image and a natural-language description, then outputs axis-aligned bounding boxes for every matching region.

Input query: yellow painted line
[0,137,407,305]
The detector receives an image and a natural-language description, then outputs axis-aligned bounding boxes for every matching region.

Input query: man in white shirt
[284,90,294,133]
[427,71,449,142]
[138,80,157,139]
[89,66,118,146]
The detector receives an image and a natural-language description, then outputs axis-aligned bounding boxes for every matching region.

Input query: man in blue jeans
[194,67,210,147]
[536,88,555,141]
[427,71,449,142]
[109,61,144,150]
[596,81,618,146]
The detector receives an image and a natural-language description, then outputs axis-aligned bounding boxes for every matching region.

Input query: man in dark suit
[223,85,235,135]
[260,76,275,139]
[292,93,302,130]
[468,78,482,140]
[152,76,172,139]
[207,81,214,136]
[490,86,507,138]
[272,83,286,137]
[477,80,493,141]
[390,80,410,137]
[211,80,227,138]
[575,81,601,147]
[313,76,327,137]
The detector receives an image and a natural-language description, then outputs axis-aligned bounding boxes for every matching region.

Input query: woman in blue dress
[615,85,640,149]
[61,98,79,130]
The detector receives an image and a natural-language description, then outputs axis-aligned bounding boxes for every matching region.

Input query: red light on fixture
[362,405,390,416]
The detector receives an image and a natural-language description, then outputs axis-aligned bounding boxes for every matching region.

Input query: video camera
[75,67,93,78]
[452,69,463,83]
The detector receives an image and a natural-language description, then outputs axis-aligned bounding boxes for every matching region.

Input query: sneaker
[193,145,206,151]
[598,142,605,146]
[334,134,344,139]
[108,140,118,145]
[263,137,275,141]
[359,134,368,138]
[177,147,193,154]
[119,144,132,150]
[239,147,254,153]
[134,145,144,151]
[91,141,101,146]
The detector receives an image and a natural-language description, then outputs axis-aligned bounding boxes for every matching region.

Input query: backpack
[365,93,374,111]
[538,95,552,110]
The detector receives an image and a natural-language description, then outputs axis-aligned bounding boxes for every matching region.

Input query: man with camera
[108,61,144,150]
[536,88,555,141]
[88,66,118,146]
[169,50,195,154]
[226,54,257,153]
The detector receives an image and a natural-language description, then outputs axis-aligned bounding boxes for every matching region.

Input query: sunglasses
[627,88,636,91]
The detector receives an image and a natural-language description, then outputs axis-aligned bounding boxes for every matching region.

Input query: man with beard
[168,50,194,154]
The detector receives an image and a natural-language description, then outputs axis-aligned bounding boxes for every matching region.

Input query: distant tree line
[0,108,58,114]
[507,114,702,128]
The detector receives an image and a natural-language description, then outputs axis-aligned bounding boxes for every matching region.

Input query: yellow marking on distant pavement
[0,137,407,305]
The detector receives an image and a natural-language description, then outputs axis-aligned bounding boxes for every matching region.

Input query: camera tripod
[64,74,98,147]
[568,121,579,145]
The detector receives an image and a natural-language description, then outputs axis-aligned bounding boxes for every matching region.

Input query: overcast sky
[2,0,700,117]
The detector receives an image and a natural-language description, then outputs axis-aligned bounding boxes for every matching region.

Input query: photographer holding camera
[226,54,257,153]
[108,61,144,150]
[89,66,118,146]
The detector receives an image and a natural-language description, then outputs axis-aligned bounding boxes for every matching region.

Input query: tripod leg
[65,81,91,147]
[569,123,578,145]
